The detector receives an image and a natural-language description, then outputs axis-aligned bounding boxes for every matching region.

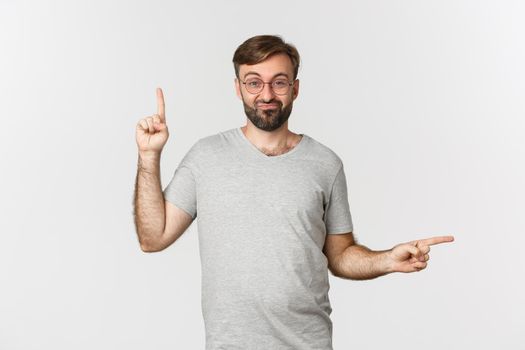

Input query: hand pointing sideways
[136,87,169,154]
[388,235,455,273]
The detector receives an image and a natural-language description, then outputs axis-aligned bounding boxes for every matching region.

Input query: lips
[257,103,279,109]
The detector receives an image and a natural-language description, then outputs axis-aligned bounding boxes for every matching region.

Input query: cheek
[280,96,293,107]
[243,95,257,107]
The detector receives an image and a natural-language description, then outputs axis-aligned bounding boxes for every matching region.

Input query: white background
[1,0,524,349]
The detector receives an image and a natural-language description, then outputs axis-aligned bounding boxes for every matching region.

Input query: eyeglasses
[241,77,295,95]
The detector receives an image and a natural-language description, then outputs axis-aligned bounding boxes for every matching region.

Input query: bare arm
[323,233,391,280]
[133,88,193,252]
[133,152,164,251]
[324,232,454,280]
[331,244,392,280]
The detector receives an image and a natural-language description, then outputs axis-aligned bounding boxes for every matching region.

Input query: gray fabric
[163,127,353,350]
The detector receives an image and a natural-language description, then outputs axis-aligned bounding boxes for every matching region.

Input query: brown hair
[232,35,301,80]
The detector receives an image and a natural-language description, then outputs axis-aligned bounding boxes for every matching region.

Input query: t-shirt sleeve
[324,163,353,234]
[162,143,199,221]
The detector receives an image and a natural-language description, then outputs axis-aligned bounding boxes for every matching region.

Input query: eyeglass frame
[240,77,296,95]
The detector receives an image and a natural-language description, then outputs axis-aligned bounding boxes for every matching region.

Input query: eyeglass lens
[244,78,291,95]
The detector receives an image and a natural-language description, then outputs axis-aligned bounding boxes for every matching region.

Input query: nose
[260,82,276,101]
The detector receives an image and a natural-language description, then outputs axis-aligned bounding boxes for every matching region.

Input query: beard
[242,98,293,132]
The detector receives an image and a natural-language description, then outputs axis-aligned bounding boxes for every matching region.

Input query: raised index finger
[417,235,455,246]
[156,87,165,121]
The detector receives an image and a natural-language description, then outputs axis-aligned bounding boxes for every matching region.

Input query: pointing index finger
[156,87,165,121]
[417,235,455,247]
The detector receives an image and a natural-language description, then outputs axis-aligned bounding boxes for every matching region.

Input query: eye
[246,79,262,88]
[273,80,288,87]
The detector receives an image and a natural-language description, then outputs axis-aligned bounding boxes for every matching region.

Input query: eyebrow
[243,71,290,80]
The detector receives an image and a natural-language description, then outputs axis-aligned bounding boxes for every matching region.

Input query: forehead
[239,53,294,79]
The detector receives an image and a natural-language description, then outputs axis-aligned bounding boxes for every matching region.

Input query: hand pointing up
[136,87,170,155]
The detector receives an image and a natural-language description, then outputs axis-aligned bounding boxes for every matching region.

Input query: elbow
[328,266,342,278]
[327,256,352,280]
[140,244,158,253]
[139,238,164,253]
[327,254,342,278]
[327,262,341,278]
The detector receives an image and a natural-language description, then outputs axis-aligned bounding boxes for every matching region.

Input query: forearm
[330,244,393,280]
[133,152,166,250]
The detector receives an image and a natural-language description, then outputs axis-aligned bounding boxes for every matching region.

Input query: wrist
[139,150,161,160]
[138,151,161,172]
[381,249,395,274]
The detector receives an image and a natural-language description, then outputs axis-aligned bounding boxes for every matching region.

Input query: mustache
[254,100,282,108]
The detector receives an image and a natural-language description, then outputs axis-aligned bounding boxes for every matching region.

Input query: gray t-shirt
[163,127,353,350]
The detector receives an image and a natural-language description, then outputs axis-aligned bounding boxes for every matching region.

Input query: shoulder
[303,134,345,171]
[193,128,234,151]
[185,128,235,159]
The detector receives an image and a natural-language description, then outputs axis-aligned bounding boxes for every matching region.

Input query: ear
[235,78,242,100]
[292,79,300,100]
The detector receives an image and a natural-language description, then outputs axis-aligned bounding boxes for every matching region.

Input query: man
[133,35,454,350]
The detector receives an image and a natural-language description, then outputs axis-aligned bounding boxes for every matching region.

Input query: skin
[234,53,303,156]
[133,88,175,252]
[134,57,455,278]
[323,234,455,280]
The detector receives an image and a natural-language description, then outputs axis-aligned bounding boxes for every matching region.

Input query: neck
[241,122,302,156]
